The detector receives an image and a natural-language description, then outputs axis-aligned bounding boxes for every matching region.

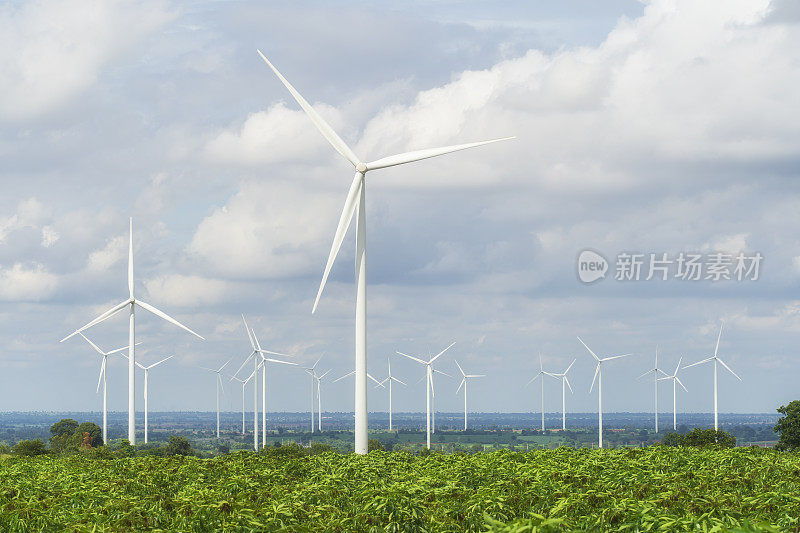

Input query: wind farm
[2,1,799,531]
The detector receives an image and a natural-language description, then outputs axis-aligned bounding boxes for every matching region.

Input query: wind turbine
[200,359,231,439]
[135,355,173,444]
[549,360,575,431]
[77,333,138,444]
[258,51,513,454]
[375,358,406,431]
[684,322,741,431]
[230,372,254,435]
[313,369,332,431]
[578,337,633,449]
[303,356,324,433]
[658,357,688,431]
[636,347,668,433]
[60,218,204,444]
[397,342,455,449]
[455,360,485,431]
[525,354,558,432]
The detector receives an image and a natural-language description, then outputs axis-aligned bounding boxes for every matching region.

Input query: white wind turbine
[397,342,455,449]
[238,315,296,447]
[61,218,204,444]
[258,51,513,454]
[375,358,406,431]
[658,357,688,431]
[548,360,575,431]
[525,354,558,432]
[312,369,332,431]
[684,322,741,431]
[455,360,485,431]
[230,372,254,435]
[303,357,324,433]
[578,336,633,449]
[636,347,669,433]
[77,333,138,444]
[200,359,231,439]
[135,355,173,444]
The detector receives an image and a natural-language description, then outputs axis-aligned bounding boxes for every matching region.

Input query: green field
[1,447,799,532]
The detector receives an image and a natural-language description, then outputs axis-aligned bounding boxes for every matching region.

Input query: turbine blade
[454,359,465,377]
[234,352,256,377]
[106,341,141,356]
[136,300,204,340]
[564,375,574,394]
[636,369,653,380]
[717,358,742,381]
[242,315,255,350]
[312,172,362,314]
[393,377,407,386]
[524,374,539,387]
[564,359,576,375]
[715,322,723,358]
[150,355,173,368]
[429,341,456,363]
[78,332,106,356]
[456,378,465,394]
[61,299,130,342]
[257,50,361,167]
[318,369,332,380]
[96,357,106,394]
[602,353,633,362]
[429,371,435,398]
[128,218,134,299]
[468,374,486,378]
[676,377,688,392]
[135,361,146,370]
[367,373,384,387]
[218,374,225,396]
[264,358,297,366]
[397,351,427,365]
[365,137,514,171]
[333,370,355,383]
[590,364,600,393]
[577,337,600,361]
[674,356,683,376]
[684,357,713,369]
[218,358,232,373]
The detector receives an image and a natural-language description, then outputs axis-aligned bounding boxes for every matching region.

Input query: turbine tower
[397,342,455,449]
[579,337,633,449]
[303,357,324,433]
[455,360,485,430]
[525,353,557,431]
[313,369,332,431]
[258,51,513,454]
[636,347,668,433]
[230,372,254,435]
[658,357,688,431]
[200,359,230,439]
[375,358,406,431]
[77,333,137,444]
[684,322,741,431]
[549,359,575,430]
[61,218,204,444]
[135,355,173,444]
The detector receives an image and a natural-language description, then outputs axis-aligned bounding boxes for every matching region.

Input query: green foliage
[164,435,194,457]
[663,428,736,448]
[309,443,334,455]
[0,448,798,531]
[367,439,384,452]
[114,439,134,458]
[775,400,800,451]
[49,419,79,438]
[662,432,682,447]
[48,433,79,454]
[11,439,48,456]
[76,422,103,448]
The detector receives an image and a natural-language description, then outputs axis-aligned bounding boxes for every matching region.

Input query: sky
[1,0,799,417]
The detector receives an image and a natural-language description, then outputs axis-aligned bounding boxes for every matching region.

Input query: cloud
[143,274,230,307]
[0,198,50,243]
[0,263,58,301]
[0,0,174,121]
[87,235,126,273]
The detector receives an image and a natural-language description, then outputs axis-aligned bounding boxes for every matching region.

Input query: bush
[775,400,800,451]
[310,443,334,455]
[0,444,11,455]
[50,419,79,437]
[662,432,683,447]
[164,436,194,457]
[367,439,384,452]
[12,439,48,456]
[682,428,736,448]
[115,439,134,458]
[76,422,103,448]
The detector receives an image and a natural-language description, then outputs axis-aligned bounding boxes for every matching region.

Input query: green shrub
[367,439,384,452]
[775,400,800,451]
[12,439,48,456]
[164,436,193,457]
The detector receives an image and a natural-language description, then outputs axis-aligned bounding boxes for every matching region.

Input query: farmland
[1,447,799,532]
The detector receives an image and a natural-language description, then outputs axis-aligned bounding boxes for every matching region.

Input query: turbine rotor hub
[356,162,367,173]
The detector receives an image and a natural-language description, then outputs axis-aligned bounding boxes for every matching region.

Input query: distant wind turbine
[579,337,633,449]
[200,359,231,439]
[303,357,324,433]
[525,353,558,431]
[684,322,741,431]
[77,333,138,444]
[455,360,485,431]
[548,359,576,431]
[397,342,455,449]
[230,372,254,435]
[658,357,688,431]
[61,218,204,444]
[313,369,332,431]
[636,347,668,433]
[258,51,514,454]
[375,358,405,431]
[135,355,173,444]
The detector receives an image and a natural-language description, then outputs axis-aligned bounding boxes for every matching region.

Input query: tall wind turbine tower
[258,52,513,454]
[136,355,173,444]
[525,353,557,431]
[375,358,405,431]
[549,359,575,431]
[200,359,230,439]
[637,347,668,432]
[658,357,688,431]
[455,360,485,430]
[685,322,741,431]
[61,219,204,444]
[579,337,633,448]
